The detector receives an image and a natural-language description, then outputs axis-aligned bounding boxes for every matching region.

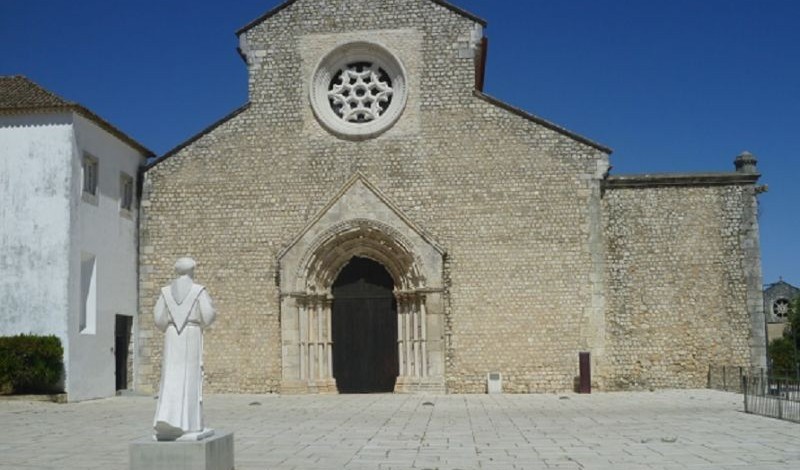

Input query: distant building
[0,76,152,401]
[764,280,799,343]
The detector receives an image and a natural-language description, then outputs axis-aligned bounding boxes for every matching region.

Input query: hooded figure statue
[152,257,216,441]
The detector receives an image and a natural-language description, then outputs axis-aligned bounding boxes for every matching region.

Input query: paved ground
[0,389,798,470]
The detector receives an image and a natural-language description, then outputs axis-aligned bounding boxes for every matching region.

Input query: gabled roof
[0,75,73,109]
[236,0,486,36]
[765,280,800,293]
[0,75,154,157]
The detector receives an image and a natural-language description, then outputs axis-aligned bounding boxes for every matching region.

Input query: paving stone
[0,390,798,470]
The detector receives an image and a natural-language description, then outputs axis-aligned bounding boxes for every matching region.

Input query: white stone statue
[153,257,216,441]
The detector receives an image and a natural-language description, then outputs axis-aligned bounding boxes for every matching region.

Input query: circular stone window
[773,298,790,319]
[310,42,408,140]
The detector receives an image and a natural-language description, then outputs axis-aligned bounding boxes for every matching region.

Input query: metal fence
[707,365,765,393]
[743,375,800,423]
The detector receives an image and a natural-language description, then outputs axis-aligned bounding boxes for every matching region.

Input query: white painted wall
[67,113,144,401]
[0,111,145,402]
[0,112,74,388]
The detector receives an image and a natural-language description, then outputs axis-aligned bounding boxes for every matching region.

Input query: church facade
[136,0,766,395]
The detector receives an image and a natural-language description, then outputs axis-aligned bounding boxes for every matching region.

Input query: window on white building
[80,253,97,334]
[82,153,98,202]
[120,173,134,213]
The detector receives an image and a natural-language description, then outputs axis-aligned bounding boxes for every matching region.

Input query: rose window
[311,42,407,140]
[328,62,394,124]
[773,298,790,319]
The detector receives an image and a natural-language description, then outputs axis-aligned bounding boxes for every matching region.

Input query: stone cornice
[604,172,761,189]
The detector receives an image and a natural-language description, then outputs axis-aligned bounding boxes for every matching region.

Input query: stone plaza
[1,390,798,469]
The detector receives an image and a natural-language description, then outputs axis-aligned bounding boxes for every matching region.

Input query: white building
[0,76,152,401]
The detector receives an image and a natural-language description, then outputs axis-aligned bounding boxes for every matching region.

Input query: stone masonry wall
[137,0,610,394]
[603,183,757,390]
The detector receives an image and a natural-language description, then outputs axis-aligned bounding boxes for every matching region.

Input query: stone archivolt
[299,219,422,293]
[277,175,445,393]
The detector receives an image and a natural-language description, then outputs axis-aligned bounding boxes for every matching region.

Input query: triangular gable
[278,172,445,261]
[278,172,445,293]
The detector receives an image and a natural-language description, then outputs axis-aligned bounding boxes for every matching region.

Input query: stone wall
[602,177,764,390]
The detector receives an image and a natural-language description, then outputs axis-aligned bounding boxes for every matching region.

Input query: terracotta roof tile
[0,75,153,157]
[0,75,74,110]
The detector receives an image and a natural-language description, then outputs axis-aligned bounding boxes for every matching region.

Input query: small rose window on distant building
[773,298,790,319]
[311,42,407,140]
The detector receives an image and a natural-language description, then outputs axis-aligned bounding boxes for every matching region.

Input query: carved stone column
[404,295,413,376]
[397,298,406,377]
[418,295,428,378]
[395,292,436,392]
[308,297,317,381]
[280,294,337,394]
[307,295,336,393]
[324,297,334,381]
[299,298,308,382]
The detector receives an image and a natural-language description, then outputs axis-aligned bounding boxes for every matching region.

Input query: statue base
[176,428,215,442]
[130,431,234,470]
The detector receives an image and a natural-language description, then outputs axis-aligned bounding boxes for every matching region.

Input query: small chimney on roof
[735,151,758,173]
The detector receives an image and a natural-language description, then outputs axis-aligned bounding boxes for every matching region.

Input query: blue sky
[1,0,798,285]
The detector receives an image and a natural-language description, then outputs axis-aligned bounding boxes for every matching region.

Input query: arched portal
[277,175,447,394]
[332,257,398,393]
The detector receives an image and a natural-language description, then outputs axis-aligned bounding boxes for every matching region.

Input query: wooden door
[114,315,132,391]
[332,257,398,393]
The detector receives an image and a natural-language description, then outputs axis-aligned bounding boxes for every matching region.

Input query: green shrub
[0,334,64,394]
[768,336,798,379]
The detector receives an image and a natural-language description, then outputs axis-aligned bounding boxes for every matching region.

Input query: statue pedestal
[129,431,234,470]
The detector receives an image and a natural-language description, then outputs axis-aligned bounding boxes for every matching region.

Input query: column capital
[394,290,426,302]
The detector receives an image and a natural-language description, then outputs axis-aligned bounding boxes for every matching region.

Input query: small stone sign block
[487,372,502,394]
[130,431,234,470]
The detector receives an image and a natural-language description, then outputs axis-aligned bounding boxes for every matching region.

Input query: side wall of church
[136,0,611,394]
[602,182,762,390]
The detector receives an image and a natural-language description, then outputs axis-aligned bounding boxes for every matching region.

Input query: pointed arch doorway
[332,257,398,393]
[277,175,448,394]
